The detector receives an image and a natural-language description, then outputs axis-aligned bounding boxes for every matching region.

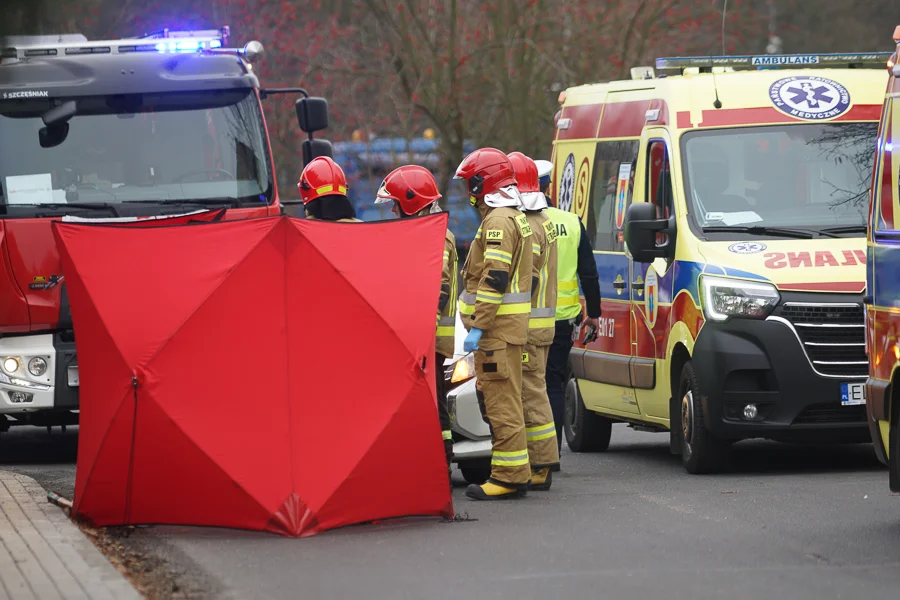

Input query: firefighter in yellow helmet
[508,152,560,490]
[375,165,457,478]
[455,148,533,501]
[296,157,361,222]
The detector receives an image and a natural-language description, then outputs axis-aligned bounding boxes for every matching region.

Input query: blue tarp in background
[332,138,481,248]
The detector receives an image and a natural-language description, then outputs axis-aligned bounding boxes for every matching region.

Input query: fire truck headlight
[28,357,48,377]
[3,357,20,375]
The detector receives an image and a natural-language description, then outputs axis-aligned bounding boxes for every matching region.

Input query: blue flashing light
[176,40,200,51]
[153,39,216,53]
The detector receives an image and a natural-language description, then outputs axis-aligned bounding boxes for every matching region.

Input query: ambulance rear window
[681,123,876,236]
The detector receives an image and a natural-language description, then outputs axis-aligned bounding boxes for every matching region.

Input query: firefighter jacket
[459,207,533,346]
[436,229,458,358]
[524,210,558,346]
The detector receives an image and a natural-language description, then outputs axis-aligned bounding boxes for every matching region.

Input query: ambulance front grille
[776,302,867,378]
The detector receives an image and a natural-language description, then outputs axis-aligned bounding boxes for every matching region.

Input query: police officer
[374,165,457,475]
[534,160,601,460]
[507,152,560,490]
[297,157,361,222]
[455,148,533,501]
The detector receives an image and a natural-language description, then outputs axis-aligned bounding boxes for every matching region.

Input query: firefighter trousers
[522,343,560,469]
[474,337,530,488]
[434,352,453,468]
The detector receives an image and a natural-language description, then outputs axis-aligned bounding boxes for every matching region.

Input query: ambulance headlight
[700,276,779,322]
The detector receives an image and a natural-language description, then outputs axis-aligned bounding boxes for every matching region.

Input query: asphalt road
[4,424,900,600]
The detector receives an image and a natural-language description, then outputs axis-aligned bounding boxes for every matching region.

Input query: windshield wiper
[702,225,814,240]
[137,198,250,208]
[819,225,867,235]
[14,202,119,217]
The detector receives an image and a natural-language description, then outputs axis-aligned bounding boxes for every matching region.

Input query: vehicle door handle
[632,280,644,290]
[613,280,626,290]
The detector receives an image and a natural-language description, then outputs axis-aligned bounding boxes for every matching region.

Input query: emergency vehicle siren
[654,52,894,76]
[1,26,265,64]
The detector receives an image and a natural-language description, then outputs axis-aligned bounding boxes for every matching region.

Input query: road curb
[0,470,142,600]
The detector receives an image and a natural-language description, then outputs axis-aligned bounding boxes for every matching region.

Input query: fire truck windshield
[0,89,272,208]
[681,122,877,237]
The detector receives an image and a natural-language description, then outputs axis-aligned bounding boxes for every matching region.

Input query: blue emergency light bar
[1,26,239,60]
[656,52,894,74]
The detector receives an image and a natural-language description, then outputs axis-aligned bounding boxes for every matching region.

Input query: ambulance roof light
[656,52,894,74]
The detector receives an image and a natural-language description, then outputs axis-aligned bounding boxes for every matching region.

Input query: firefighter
[455,148,533,501]
[535,160,601,461]
[507,152,560,489]
[374,165,457,475]
[297,156,361,222]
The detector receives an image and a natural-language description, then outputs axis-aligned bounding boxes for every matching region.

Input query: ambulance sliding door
[574,139,641,416]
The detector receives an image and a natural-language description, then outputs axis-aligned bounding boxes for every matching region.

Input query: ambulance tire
[564,377,612,453]
[678,361,728,474]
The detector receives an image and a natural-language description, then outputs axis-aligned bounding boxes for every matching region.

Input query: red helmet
[297,157,348,205]
[507,152,540,193]
[454,148,516,198]
[375,165,442,216]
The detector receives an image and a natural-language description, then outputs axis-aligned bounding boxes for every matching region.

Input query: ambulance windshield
[682,123,876,235]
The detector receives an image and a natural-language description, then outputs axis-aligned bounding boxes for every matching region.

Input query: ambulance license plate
[840,382,865,406]
[67,366,79,387]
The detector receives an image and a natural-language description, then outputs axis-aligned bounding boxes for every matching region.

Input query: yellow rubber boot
[529,467,552,491]
[465,480,527,501]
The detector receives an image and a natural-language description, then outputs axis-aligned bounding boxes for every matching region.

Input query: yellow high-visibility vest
[545,207,581,320]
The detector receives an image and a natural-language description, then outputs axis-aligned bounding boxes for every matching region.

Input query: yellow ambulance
[550,52,890,473]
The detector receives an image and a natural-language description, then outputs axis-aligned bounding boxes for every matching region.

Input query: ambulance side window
[586,140,639,252]
[647,140,674,245]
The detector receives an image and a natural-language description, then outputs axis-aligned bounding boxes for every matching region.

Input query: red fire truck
[0,27,330,433]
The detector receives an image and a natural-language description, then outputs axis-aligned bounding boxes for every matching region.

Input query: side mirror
[296,97,329,133]
[302,139,334,166]
[623,202,676,263]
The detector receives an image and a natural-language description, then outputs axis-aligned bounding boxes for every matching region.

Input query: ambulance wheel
[678,361,728,474]
[564,377,612,452]
[460,462,491,485]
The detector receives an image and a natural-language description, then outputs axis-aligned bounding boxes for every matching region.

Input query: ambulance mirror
[624,202,674,263]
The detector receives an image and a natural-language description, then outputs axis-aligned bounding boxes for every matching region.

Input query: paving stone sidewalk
[0,471,141,600]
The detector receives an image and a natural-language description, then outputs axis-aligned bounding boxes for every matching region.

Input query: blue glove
[464,328,483,352]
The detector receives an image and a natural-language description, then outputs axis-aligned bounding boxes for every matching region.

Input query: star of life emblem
[769,76,850,120]
[558,154,576,212]
[728,242,767,255]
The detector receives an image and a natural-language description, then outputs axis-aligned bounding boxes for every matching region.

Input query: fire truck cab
[0,27,330,432]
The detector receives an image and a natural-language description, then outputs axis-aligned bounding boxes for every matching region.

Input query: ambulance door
[630,130,677,420]
[577,139,642,416]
